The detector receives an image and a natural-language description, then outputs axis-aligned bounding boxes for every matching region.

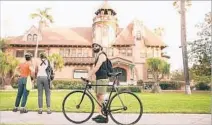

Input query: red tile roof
[8,27,92,46]
[8,21,167,48]
[113,20,167,47]
[113,22,135,46]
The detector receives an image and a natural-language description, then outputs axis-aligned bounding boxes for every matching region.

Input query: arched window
[33,34,37,42]
[27,34,32,41]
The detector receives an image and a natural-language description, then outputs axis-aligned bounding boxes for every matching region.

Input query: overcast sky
[0,1,211,71]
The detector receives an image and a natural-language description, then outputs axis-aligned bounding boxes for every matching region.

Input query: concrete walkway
[0,111,211,125]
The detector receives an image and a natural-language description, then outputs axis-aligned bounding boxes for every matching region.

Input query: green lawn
[0,90,210,113]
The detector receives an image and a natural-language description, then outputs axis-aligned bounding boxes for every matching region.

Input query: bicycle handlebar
[81,77,90,83]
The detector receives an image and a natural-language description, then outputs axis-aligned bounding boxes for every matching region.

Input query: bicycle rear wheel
[62,90,94,124]
[109,91,143,125]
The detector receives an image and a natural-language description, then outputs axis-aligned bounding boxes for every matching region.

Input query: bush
[159,81,184,90]
[143,80,184,90]
[52,80,85,90]
[107,86,141,93]
[137,80,143,86]
[195,82,210,90]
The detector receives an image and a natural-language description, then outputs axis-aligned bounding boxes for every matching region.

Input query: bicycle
[62,72,143,125]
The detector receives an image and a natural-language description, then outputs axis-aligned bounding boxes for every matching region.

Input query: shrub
[143,80,184,90]
[52,80,85,90]
[137,80,144,86]
[195,82,210,90]
[107,86,141,93]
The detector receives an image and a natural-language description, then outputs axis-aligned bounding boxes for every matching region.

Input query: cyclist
[87,41,109,123]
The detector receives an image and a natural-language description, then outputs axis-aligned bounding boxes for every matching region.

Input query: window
[77,48,82,57]
[126,48,132,56]
[83,49,88,57]
[119,48,126,56]
[16,50,24,57]
[73,70,88,79]
[136,31,141,40]
[71,49,76,57]
[64,49,70,57]
[27,34,32,41]
[59,49,64,57]
[33,34,37,41]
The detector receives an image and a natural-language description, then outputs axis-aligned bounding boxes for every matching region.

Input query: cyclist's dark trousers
[37,76,51,108]
[15,77,29,107]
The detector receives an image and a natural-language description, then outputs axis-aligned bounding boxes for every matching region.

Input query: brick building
[6,1,170,84]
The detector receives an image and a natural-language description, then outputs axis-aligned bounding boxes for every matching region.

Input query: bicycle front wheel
[109,91,143,125]
[62,90,94,124]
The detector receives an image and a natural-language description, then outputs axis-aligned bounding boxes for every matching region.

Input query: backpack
[41,59,54,81]
[95,52,113,77]
[46,60,55,81]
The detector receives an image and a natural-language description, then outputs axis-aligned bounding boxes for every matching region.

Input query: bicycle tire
[62,90,94,124]
[108,91,143,125]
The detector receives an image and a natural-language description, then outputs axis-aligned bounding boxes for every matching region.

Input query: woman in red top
[12,53,34,113]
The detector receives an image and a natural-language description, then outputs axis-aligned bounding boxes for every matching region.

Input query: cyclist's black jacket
[94,52,108,80]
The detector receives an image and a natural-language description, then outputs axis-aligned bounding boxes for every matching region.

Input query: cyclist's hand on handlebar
[81,77,90,83]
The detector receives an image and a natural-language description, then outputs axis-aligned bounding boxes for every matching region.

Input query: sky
[0,1,211,71]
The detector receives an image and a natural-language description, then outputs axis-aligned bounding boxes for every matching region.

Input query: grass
[0,90,210,113]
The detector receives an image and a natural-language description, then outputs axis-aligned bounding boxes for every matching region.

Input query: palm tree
[173,0,192,95]
[30,8,54,57]
[147,58,170,93]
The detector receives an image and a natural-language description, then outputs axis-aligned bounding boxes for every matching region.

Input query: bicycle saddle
[108,72,122,77]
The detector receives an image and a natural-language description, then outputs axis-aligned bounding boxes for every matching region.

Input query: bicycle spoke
[62,91,94,124]
[109,92,143,125]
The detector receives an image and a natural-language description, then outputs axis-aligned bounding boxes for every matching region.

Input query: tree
[147,58,170,93]
[173,0,192,95]
[48,53,64,72]
[171,69,185,81]
[188,12,212,84]
[30,8,54,57]
[0,38,9,52]
[0,52,19,89]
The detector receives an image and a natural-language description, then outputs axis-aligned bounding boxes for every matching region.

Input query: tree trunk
[180,0,191,95]
[2,74,14,90]
[151,82,162,93]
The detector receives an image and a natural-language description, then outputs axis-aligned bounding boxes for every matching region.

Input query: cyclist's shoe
[92,115,102,120]
[93,115,108,123]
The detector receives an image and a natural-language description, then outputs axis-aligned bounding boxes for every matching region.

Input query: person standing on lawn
[12,52,34,113]
[35,52,52,114]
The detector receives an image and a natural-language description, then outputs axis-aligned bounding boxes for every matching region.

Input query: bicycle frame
[79,76,126,114]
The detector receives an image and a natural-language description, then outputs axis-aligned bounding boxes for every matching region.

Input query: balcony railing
[63,57,95,65]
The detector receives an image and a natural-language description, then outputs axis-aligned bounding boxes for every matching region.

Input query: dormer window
[136,31,141,40]
[33,34,37,42]
[27,34,32,41]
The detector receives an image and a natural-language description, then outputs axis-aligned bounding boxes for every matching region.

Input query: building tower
[92,1,118,54]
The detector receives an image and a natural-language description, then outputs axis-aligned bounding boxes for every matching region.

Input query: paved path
[0,111,211,125]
